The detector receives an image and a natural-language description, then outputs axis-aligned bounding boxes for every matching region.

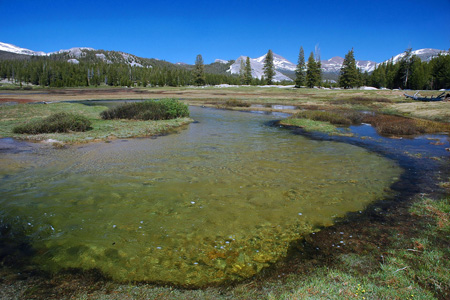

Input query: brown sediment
[0,98,38,104]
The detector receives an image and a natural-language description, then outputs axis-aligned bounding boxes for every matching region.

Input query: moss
[280,118,339,134]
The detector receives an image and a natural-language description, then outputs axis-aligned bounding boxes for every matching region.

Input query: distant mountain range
[1,42,448,82]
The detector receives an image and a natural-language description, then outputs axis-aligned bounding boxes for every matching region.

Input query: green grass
[279,117,340,134]
[0,102,192,144]
[100,98,189,120]
[13,112,92,134]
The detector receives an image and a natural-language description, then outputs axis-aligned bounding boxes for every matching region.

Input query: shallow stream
[0,106,406,286]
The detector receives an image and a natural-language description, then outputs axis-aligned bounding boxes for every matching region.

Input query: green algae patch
[280,118,340,134]
[0,102,193,143]
[0,107,402,287]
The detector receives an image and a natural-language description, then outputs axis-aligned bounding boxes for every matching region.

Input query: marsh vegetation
[100,98,189,120]
[12,112,92,134]
[0,100,192,143]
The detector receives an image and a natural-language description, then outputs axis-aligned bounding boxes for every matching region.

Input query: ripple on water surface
[0,106,402,286]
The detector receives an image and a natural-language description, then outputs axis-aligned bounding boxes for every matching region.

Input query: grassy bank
[281,109,450,137]
[0,102,192,144]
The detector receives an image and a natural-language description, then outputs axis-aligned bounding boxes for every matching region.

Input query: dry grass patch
[363,114,450,136]
[387,101,450,122]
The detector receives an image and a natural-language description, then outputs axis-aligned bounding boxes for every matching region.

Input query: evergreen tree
[263,49,275,85]
[430,53,450,90]
[244,56,252,85]
[339,48,358,89]
[408,56,426,90]
[315,57,322,87]
[397,48,413,89]
[295,46,306,87]
[306,52,318,88]
[193,54,206,86]
[239,58,245,84]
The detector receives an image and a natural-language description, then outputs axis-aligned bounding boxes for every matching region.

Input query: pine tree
[306,52,318,88]
[239,58,245,84]
[398,48,413,89]
[315,58,322,87]
[193,54,206,86]
[263,49,275,85]
[430,53,450,89]
[295,46,306,87]
[244,56,252,85]
[408,56,425,90]
[339,48,358,89]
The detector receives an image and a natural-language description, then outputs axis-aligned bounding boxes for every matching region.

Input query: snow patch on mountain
[215,59,229,64]
[120,52,143,67]
[49,47,95,58]
[356,60,377,72]
[95,53,113,64]
[227,54,293,82]
[321,56,377,73]
[255,53,297,72]
[386,48,448,64]
[0,42,46,56]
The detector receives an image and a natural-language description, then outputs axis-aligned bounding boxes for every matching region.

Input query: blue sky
[1,0,449,64]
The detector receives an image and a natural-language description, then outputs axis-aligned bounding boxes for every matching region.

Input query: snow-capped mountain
[49,47,95,58]
[385,48,448,64]
[1,41,448,77]
[320,56,377,74]
[214,59,229,64]
[254,53,297,72]
[228,53,377,80]
[0,42,46,56]
[227,53,294,82]
[320,56,344,73]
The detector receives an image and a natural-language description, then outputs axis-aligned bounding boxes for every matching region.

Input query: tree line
[1,48,448,89]
[369,49,449,90]
[0,55,243,88]
[333,48,450,90]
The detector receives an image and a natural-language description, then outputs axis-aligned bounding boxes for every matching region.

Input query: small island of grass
[0,99,193,144]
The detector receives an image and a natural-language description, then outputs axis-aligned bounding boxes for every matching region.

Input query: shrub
[13,112,92,134]
[223,99,251,107]
[100,99,189,120]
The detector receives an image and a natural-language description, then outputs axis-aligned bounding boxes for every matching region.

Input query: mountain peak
[0,42,46,56]
[227,53,294,82]
[214,59,229,64]
[387,48,448,64]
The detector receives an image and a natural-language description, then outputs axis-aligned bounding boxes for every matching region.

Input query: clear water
[0,106,402,286]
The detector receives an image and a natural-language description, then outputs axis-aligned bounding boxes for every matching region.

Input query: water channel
[1,105,406,286]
